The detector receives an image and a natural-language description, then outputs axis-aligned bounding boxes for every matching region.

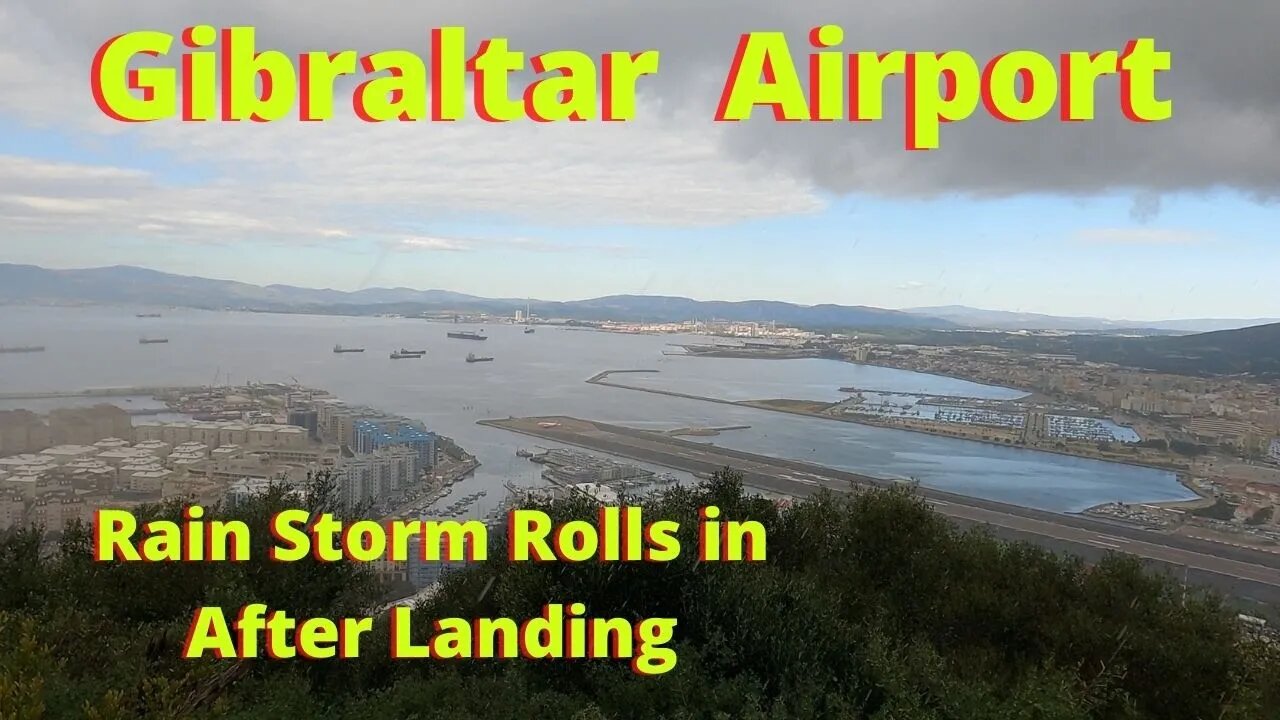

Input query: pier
[479,415,1280,611]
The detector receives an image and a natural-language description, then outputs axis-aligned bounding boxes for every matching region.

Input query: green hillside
[2,470,1277,719]
[863,322,1280,377]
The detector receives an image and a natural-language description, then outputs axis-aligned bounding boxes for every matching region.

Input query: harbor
[0,306,1204,520]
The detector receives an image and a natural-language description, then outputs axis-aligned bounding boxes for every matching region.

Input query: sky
[0,1,1277,321]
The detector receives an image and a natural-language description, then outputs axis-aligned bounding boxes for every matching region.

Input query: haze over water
[0,306,1197,513]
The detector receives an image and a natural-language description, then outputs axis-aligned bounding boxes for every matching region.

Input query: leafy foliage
[1,468,1277,719]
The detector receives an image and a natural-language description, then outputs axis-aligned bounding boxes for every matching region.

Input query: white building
[336,446,419,508]
[0,489,24,531]
[38,445,100,464]
[0,454,56,475]
[571,482,619,504]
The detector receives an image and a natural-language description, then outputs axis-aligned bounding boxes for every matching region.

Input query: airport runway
[482,416,1280,612]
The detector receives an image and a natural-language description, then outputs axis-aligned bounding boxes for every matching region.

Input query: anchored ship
[333,345,365,353]
[398,348,427,356]
[390,351,423,359]
[447,331,487,341]
[0,345,45,354]
[139,338,169,344]
[135,313,162,318]
[466,353,494,363]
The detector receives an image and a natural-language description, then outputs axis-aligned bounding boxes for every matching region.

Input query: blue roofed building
[353,418,437,472]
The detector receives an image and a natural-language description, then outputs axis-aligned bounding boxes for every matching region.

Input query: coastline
[1079,473,1214,516]
[674,350,1037,398]
[586,370,1188,477]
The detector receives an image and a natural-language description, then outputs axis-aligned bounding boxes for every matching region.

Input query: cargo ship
[447,331,487,341]
[398,348,427,355]
[135,313,162,318]
[390,351,423,359]
[139,338,169,344]
[0,345,45,354]
[333,345,365,353]
[466,353,494,363]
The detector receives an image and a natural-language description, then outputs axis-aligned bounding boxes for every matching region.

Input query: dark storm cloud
[12,0,1280,201]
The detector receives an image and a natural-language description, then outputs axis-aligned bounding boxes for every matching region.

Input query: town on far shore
[532,315,1280,551]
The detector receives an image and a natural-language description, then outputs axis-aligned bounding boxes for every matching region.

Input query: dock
[479,415,1280,610]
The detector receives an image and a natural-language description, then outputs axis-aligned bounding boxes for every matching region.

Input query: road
[481,416,1280,612]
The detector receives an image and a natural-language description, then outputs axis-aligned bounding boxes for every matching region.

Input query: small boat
[524,327,535,334]
[466,353,494,363]
[139,338,169,344]
[333,345,365,353]
[398,348,427,355]
[390,352,423,359]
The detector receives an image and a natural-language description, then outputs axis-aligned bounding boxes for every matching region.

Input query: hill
[874,322,1280,377]
[905,305,1279,333]
[1077,321,1280,376]
[0,264,951,330]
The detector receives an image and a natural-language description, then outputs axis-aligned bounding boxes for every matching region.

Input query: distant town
[597,324,1280,551]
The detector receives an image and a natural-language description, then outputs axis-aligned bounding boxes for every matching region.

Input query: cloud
[388,236,471,252]
[499,237,637,256]
[384,234,638,256]
[0,0,1278,241]
[1073,228,1209,246]
[896,280,927,290]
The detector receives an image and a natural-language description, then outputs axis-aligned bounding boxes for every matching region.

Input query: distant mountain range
[0,264,949,329]
[3,264,1275,336]
[904,305,1279,333]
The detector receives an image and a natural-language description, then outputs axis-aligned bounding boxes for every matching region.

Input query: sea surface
[0,305,1197,514]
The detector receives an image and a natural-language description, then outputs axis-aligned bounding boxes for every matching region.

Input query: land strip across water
[479,415,1280,613]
